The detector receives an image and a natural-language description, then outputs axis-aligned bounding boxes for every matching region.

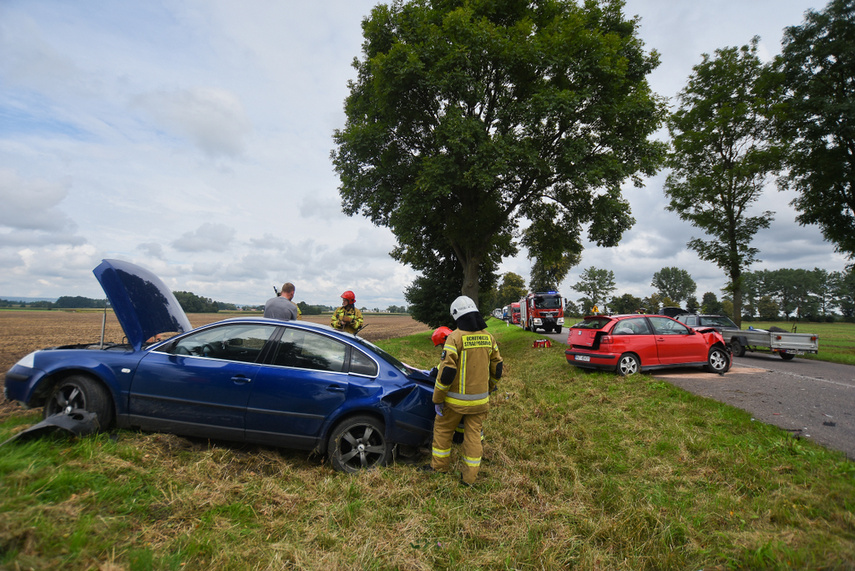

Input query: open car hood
[93,259,192,351]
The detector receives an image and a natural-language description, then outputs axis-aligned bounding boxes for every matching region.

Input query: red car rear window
[573,317,613,330]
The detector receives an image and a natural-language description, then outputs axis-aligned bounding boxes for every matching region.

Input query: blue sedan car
[4,259,436,472]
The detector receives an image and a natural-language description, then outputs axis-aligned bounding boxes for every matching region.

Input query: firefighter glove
[434,404,444,417]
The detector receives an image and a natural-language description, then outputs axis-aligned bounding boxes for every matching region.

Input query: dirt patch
[0,310,430,420]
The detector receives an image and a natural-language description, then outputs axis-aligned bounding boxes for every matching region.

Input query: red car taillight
[600,335,612,345]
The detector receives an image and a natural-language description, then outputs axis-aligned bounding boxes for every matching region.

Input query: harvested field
[0,310,430,420]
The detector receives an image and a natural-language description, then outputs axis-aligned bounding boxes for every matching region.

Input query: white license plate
[575,355,590,362]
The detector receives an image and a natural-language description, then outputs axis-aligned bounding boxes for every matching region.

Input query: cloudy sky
[1,0,846,309]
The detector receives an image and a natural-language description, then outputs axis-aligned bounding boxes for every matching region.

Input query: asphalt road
[535,326,855,461]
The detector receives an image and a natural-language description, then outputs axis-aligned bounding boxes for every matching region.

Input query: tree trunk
[731,270,743,329]
[461,256,481,308]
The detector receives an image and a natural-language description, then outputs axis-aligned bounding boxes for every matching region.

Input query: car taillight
[811,336,818,341]
[600,335,612,345]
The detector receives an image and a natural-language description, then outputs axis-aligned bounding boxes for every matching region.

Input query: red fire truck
[520,291,564,333]
[510,302,521,324]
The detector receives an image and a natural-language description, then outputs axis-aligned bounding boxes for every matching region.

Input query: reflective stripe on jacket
[434,329,502,408]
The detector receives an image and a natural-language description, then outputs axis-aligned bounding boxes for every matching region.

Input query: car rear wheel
[44,374,114,428]
[616,353,640,376]
[328,415,391,473]
[706,347,730,373]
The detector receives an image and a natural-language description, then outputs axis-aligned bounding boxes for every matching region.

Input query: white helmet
[450,295,478,319]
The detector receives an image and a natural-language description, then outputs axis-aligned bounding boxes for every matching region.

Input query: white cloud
[0,0,842,311]
[0,169,80,237]
[132,87,252,157]
[171,223,237,253]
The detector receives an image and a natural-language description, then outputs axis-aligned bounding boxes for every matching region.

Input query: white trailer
[723,327,819,360]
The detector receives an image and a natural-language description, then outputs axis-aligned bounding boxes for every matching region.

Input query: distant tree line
[2,292,238,313]
[566,265,855,322]
[172,291,237,313]
[1,295,411,315]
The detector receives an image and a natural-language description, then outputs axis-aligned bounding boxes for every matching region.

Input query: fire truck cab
[520,291,564,333]
[510,302,521,324]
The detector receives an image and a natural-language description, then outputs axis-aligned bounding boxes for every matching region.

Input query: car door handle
[231,375,252,384]
[326,385,346,393]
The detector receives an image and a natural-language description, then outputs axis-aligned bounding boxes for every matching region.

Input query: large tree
[332,0,666,307]
[774,0,855,260]
[495,271,528,307]
[650,267,696,305]
[571,266,615,312]
[664,38,782,328]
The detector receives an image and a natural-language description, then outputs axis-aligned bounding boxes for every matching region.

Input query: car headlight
[15,351,37,369]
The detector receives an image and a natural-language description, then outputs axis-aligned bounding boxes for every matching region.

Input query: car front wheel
[328,415,391,473]
[706,347,730,373]
[44,374,114,428]
[616,353,640,376]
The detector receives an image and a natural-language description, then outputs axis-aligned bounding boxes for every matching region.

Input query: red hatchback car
[565,314,731,375]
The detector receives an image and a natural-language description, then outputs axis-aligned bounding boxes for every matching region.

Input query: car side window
[628,317,652,334]
[168,323,277,363]
[649,317,691,335]
[349,349,378,376]
[272,328,347,373]
[613,318,652,335]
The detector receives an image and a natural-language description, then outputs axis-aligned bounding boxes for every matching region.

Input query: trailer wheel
[730,339,745,357]
[779,352,795,361]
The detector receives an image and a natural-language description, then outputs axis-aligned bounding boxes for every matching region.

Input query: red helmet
[431,326,452,347]
[341,290,356,303]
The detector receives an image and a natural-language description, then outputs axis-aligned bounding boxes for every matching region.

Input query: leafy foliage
[610,292,643,314]
[405,253,498,328]
[494,272,527,308]
[332,0,667,309]
[173,291,223,313]
[54,296,108,309]
[665,38,782,326]
[774,0,855,259]
[651,267,696,304]
[571,267,616,312]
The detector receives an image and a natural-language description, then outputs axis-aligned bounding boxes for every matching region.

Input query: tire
[328,415,391,473]
[731,339,745,357]
[779,352,796,361]
[616,353,640,376]
[555,327,562,335]
[706,347,730,374]
[44,374,114,428]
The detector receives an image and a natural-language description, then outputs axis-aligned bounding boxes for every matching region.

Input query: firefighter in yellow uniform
[331,290,364,334]
[430,296,502,485]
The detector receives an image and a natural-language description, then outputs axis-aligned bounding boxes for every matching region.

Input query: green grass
[1,319,853,570]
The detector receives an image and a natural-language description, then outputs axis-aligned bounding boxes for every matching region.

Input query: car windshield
[700,316,738,328]
[573,317,613,330]
[534,295,562,309]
